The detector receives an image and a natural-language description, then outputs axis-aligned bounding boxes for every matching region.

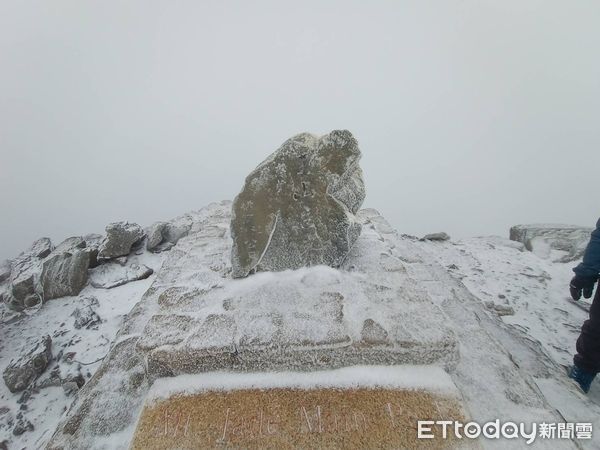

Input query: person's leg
[575,287,600,372]
[572,287,600,391]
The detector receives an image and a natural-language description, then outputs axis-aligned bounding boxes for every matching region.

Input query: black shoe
[569,365,596,393]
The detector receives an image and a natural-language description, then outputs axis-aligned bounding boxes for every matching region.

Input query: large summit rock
[230,130,365,278]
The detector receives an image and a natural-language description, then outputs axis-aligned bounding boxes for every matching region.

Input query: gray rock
[89,263,153,289]
[509,224,593,262]
[484,301,515,317]
[29,237,53,258]
[0,260,11,284]
[4,237,74,310]
[162,221,191,245]
[83,233,103,268]
[3,335,52,393]
[10,270,37,305]
[54,236,86,254]
[22,294,42,308]
[97,222,145,260]
[146,219,191,253]
[6,255,41,311]
[41,250,90,301]
[12,413,33,436]
[421,232,451,242]
[231,130,365,277]
[72,305,101,329]
[146,222,167,252]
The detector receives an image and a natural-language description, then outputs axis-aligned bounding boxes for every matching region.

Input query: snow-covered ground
[414,236,592,390]
[0,252,166,449]
[1,209,598,449]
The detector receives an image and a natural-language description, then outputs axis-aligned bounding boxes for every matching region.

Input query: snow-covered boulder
[29,237,53,258]
[53,236,86,254]
[146,217,192,253]
[230,130,365,278]
[145,222,166,252]
[509,223,593,262]
[421,232,451,241]
[2,335,52,393]
[41,250,90,301]
[89,262,153,289]
[71,297,101,329]
[6,254,43,311]
[97,222,145,261]
[0,260,11,284]
[4,236,96,310]
[82,233,103,268]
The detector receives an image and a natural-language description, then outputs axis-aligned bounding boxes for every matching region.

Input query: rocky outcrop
[3,236,95,310]
[41,250,90,301]
[231,130,365,277]
[6,253,44,311]
[509,224,593,262]
[53,236,86,254]
[82,233,103,268]
[0,260,11,284]
[29,238,53,258]
[146,222,166,252]
[146,218,192,253]
[3,335,52,393]
[97,222,145,261]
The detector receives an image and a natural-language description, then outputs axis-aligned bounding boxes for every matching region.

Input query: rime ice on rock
[132,205,458,380]
[509,223,594,262]
[41,250,90,301]
[97,222,145,261]
[3,335,52,393]
[230,130,365,278]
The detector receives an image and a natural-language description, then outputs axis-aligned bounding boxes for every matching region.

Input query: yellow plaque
[131,387,468,449]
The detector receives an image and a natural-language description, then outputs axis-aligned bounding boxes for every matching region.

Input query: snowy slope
[0,246,168,448]
[1,203,598,449]
[415,236,590,384]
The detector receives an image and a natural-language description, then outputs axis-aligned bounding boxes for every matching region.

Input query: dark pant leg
[575,287,600,374]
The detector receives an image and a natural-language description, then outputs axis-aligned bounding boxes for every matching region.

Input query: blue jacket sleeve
[574,218,600,278]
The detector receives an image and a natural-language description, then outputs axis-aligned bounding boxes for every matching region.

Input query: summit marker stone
[230,130,365,278]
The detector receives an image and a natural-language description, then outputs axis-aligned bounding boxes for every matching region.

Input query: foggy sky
[1,1,599,261]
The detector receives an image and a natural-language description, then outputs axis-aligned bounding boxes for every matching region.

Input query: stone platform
[136,208,458,379]
[130,366,473,450]
[46,203,469,450]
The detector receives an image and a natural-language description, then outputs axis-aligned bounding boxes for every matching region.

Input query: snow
[414,235,588,373]
[0,250,166,449]
[1,202,599,449]
[147,365,459,403]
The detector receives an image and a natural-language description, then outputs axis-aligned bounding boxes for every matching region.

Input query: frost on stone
[97,222,145,260]
[89,262,153,289]
[0,260,12,284]
[230,130,365,278]
[3,335,52,393]
[41,250,90,301]
[145,216,192,253]
[509,223,594,262]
